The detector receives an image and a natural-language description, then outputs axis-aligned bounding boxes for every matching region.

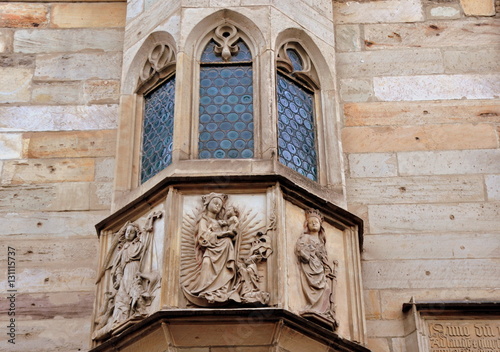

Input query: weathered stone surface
[127,0,144,21]
[0,211,106,236]
[460,0,495,16]
[83,80,120,104]
[0,29,13,52]
[278,326,329,352]
[0,105,118,132]
[337,49,443,78]
[24,130,116,158]
[0,184,56,211]
[273,0,334,45]
[366,337,390,352]
[0,183,92,211]
[0,291,94,320]
[0,266,96,293]
[342,124,498,152]
[51,3,126,28]
[0,133,22,159]
[339,78,373,102]
[366,319,405,337]
[169,322,276,347]
[343,100,500,126]
[334,24,361,52]
[31,82,81,104]
[90,182,112,210]
[95,157,115,182]
[347,175,485,204]
[364,290,382,320]
[0,54,34,67]
[348,153,398,178]
[35,52,122,81]
[368,203,500,234]
[0,3,48,28]
[485,175,500,201]
[333,0,424,24]
[14,29,124,53]
[374,74,500,101]
[0,236,96,266]
[398,149,500,175]
[443,48,500,74]
[378,288,500,320]
[362,258,500,289]
[1,158,95,185]
[426,4,462,19]
[0,67,32,103]
[1,318,91,352]
[363,233,500,261]
[364,19,500,50]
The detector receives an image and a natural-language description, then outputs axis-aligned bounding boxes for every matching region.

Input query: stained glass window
[277,73,317,181]
[198,39,254,159]
[141,76,176,183]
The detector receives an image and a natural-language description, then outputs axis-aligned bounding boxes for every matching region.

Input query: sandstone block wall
[0,2,125,351]
[334,0,499,351]
[0,0,498,351]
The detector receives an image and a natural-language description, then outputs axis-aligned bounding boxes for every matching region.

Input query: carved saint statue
[181,193,273,307]
[93,212,162,340]
[295,209,338,330]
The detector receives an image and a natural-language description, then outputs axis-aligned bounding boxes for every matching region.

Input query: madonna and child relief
[180,193,274,307]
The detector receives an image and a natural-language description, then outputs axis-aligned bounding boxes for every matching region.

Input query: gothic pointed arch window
[137,43,176,184]
[198,25,254,159]
[276,43,319,181]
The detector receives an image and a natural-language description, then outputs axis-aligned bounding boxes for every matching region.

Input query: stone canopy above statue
[90,179,366,351]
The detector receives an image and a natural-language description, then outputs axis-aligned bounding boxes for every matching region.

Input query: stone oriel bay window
[113,13,344,211]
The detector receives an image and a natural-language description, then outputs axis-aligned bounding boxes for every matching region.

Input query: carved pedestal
[90,178,366,351]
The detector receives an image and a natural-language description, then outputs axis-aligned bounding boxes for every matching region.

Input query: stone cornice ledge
[89,308,371,352]
[402,300,500,315]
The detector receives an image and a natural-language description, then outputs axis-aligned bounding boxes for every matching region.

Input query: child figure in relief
[295,209,337,326]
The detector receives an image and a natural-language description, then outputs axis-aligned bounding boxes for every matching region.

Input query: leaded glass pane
[286,49,303,71]
[277,74,317,181]
[199,66,254,159]
[141,76,176,183]
[201,39,252,63]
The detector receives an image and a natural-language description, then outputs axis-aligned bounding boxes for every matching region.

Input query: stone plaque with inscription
[428,320,500,352]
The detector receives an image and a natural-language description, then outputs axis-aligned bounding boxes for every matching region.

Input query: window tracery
[276,43,319,181]
[138,43,176,183]
[198,24,254,159]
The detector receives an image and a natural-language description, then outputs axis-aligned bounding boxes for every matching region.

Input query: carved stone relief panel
[92,206,165,341]
[285,201,349,335]
[180,192,273,307]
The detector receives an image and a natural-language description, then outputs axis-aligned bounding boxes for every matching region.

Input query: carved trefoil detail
[180,193,273,307]
[92,211,163,341]
[295,208,338,330]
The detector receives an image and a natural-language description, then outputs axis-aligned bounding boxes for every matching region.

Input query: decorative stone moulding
[90,177,366,351]
[136,43,176,95]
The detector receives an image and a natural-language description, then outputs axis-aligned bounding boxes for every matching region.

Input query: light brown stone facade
[0,1,498,352]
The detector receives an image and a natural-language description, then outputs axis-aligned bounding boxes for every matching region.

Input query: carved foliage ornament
[277,42,319,90]
[295,208,338,330]
[92,211,163,341]
[180,193,274,307]
[137,43,176,94]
